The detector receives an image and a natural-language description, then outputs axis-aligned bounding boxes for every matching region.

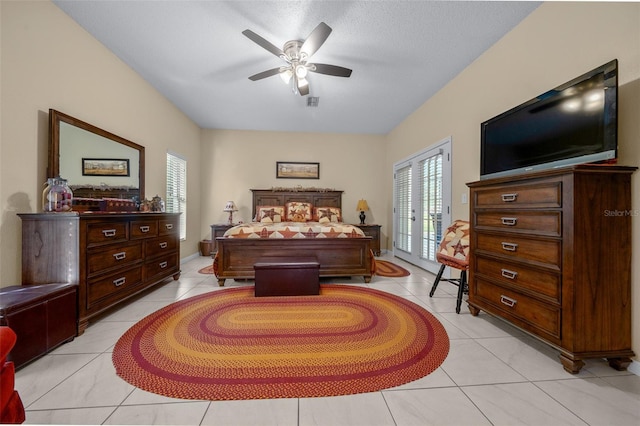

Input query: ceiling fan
[242,22,352,96]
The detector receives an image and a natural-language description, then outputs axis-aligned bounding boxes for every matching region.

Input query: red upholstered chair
[428,220,470,314]
[0,326,25,424]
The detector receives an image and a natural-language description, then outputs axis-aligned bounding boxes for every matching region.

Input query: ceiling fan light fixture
[280,69,293,84]
[295,64,308,79]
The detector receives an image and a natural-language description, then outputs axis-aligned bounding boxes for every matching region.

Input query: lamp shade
[223,201,238,212]
[356,199,369,212]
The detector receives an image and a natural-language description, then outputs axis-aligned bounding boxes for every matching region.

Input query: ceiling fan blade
[242,29,285,58]
[297,77,309,96]
[248,67,284,81]
[309,63,352,78]
[300,22,332,59]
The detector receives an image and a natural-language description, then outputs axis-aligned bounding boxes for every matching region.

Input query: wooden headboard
[250,189,343,219]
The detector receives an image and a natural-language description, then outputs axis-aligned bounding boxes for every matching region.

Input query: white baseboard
[181,252,200,264]
[627,359,640,376]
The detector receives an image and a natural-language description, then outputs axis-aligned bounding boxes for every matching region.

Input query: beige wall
[1,1,202,285]
[200,129,386,239]
[385,2,640,362]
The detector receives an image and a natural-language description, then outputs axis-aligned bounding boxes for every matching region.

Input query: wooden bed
[214,189,373,285]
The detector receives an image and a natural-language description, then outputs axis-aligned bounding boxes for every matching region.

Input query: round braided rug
[112,284,449,400]
[374,260,411,277]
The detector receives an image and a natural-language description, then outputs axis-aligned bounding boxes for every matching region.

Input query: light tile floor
[15,254,640,425]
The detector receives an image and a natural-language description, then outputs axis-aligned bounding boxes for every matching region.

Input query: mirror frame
[48,109,145,200]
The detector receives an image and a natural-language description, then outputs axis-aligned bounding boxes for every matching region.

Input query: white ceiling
[52,1,540,135]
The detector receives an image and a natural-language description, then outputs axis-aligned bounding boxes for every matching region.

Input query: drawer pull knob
[159,261,168,269]
[140,225,150,233]
[102,229,117,237]
[159,242,168,249]
[500,295,517,307]
[165,224,174,230]
[501,269,518,280]
[501,217,518,226]
[501,242,518,252]
[501,193,518,202]
[113,252,126,261]
[113,277,126,287]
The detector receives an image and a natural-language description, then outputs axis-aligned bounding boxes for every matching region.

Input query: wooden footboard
[215,237,372,286]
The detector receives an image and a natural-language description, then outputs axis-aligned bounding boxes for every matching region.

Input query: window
[166,151,187,240]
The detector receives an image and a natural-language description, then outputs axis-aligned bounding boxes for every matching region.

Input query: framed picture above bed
[276,162,320,179]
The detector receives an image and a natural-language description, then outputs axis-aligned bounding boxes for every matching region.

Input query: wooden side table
[355,224,381,256]
[210,223,235,253]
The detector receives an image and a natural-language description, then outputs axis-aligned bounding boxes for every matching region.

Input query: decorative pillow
[285,202,313,222]
[255,206,285,223]
[313,207,342,223]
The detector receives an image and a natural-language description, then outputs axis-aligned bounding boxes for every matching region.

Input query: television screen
[480,59,618,179]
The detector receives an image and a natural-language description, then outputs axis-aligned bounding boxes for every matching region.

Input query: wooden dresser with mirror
[19,109,180,334]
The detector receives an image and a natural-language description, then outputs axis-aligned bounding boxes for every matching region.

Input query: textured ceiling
[53,1,540,135]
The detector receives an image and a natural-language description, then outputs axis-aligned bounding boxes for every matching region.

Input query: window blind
[394,164,412,253]
[166,151,187,240]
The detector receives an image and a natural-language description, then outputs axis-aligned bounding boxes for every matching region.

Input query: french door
[393,137,451,274]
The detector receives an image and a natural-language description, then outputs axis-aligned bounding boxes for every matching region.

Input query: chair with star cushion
[429,220,470,314]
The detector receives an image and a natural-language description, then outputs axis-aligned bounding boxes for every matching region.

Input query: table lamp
[356,199,369,225]
[223,201,238,225]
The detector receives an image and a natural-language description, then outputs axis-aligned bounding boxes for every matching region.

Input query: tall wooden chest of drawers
[19,212,181,334]
[467,165,636,373]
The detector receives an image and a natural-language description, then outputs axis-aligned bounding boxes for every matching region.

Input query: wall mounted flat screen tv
[480,59,618,179]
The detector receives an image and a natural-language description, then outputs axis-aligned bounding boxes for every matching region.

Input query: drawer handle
[102,229,117,237]
[501,269,518,280]
[501,217,518,226]
[501,193,518,202]
[140,225,150,233]
[113,252,126,261]
[165,224,173,230]
[159,261,168,269]
[500,295,517,308]
[501,242,518,252]
[159,242,168,249]
[113,277,126,287]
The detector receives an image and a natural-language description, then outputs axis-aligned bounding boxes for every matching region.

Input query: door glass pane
[419,153,443,261]
[394,164,412,253]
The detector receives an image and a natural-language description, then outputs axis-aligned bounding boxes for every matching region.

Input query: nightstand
[210,223,235,254]
[355,224,381,256]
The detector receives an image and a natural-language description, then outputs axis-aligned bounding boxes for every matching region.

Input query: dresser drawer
[130,220,158,239]
[159,217,179,236]
[475,233,561,266]
[87,241,143,275]
[87,266,143,306]
[474,277,560,340]
[145,235,178,258]
[475,211,561,236]
[86,221,128,246]
[475,256,560,302]
[144,254,178,281]
[474,181,562,209]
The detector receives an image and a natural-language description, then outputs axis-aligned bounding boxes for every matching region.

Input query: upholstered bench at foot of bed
[254,257,320,297]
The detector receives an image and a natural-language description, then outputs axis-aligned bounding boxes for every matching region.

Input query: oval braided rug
[112,284,449,400]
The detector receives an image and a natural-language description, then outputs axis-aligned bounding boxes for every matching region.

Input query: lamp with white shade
[223,201,238,225]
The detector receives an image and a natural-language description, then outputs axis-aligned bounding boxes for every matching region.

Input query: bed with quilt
[213,189,373,285]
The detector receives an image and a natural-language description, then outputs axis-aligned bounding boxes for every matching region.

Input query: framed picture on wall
[82,158,130,177]
[276,162,320,179]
